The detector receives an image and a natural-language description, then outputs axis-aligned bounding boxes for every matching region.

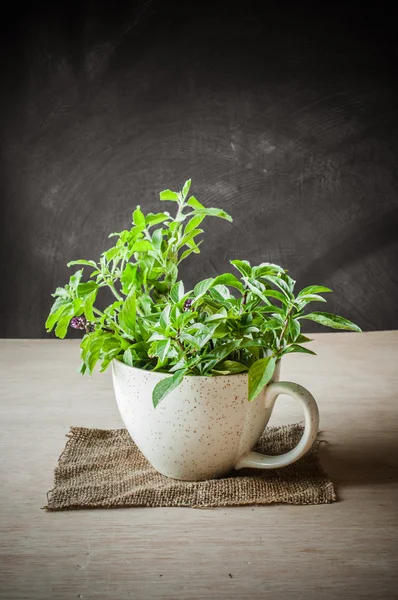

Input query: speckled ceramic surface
[111,360,319,481]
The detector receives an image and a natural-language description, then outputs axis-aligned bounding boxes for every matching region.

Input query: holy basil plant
[46,179,361,406]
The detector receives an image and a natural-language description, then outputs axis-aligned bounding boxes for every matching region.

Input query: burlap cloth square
[45,424,336,510]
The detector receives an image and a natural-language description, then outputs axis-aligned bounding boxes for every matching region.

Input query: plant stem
[240,289,248,315]
[143,228,152,242]
[93,307,126,336]
[175,337,186,354]
[174,331,194,365]
[107,280,123,301]
[278,305,293,346]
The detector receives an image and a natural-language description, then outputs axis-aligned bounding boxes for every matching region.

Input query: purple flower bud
[70,316,88,330]
[183,298,193,312]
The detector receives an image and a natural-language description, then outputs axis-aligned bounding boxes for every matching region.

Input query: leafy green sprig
[45,179,361,406]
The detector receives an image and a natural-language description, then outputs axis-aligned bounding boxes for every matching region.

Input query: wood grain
[0,331,397,599]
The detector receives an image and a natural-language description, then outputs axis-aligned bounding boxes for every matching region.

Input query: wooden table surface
[1,332,397,600]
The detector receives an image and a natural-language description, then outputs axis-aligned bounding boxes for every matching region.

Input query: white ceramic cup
[112,359,319,481]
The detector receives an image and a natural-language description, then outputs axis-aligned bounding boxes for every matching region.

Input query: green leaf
[132,206,146,227]
[170,305,181,326]
[159,305,171,330]
[79,361,87,374]
[178,248,195,263]
[289,319,301,342]
[139,293,153,316]
[257,304,285,316]
[152,280,169,294]
[179,228,204,248]
[296,294,327,304]
[84,290,97,321]
[244,280,271,305]
[85,340,104,373]
[102,336,121,353]
[285,275,296,293]
[253,263,284,277]
[182,179,192,200]
[210,323,230,339]
[67,260,97,268]
[155,339,171,362]
[241,338,268,349]
[169,356,189,372]
[184,214,205,235]
[123,348,134,367]
[283,344,317,356]
[196,324,219,348]
[186,238,203,254]
[186,196,205,210]
[168,221,179,233]
[148,265,163,278]
[104,300,123,317]
[164,262,178,285]
[104,246,119,262]
[160,189,180,202]
[295,333,313,344]
[208,340,241,361]
[185,322,209,334]
[212,273,244,292]
[218,360,249,374]
[145,212,171,227]
[262,319,282,331]
[118,289,136,336]
[148,332,168,342]
[262,289,289,306]
[242,325,260,334]
[131,240,153,252]
[179,333,201,350]
[100,347,121,372]
[230,260,252,277]
[193,278,215,298]
[170,281,184,303]
[121,263,137,293]
[195,208,233,222]
[152,369,186,407]
[45,296,72,331]
[45,308,68,334]
[76,281,98,297]
[205,311,228,323]
[131,341,150,356]
[248,356,276,401]
[298,285,332,296]
[262,275,292,298]
[209,284,231,301]
[152,228,164,249]
[69,270,84,291]
[51,286,70,299]
[54,305,77,338]
[299,312,361,332]
[81,332,109,374]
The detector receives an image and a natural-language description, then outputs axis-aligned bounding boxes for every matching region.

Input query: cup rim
[112,357,280,380]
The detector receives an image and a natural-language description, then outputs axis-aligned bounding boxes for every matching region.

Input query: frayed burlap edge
[44,424,336,510]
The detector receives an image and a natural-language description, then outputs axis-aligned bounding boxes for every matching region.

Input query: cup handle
[235,381,319,470]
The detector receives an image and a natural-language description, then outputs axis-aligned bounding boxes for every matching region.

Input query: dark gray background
[1,1,397,338]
